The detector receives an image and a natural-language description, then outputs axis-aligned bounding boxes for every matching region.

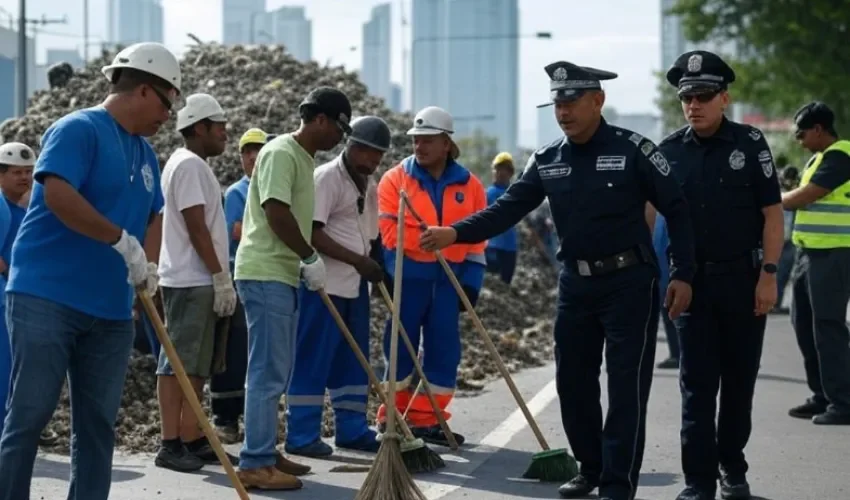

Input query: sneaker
[155,444,204,473]
[274,451,311,476]
[409,425,466,447]
[788,398,827,419]
[284,439,334,458]
[336,431,381,453]
[237,466,302,490]
[812,410,850,425]
[656,357,679,369]
[675,486,715,500]
[186,437,239,465]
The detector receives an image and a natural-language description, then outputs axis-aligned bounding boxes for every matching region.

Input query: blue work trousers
[0,292,135,500]
[0,292,8,436]
[555,264,659,500]
[286,281,371,449]
[236,280,299,470]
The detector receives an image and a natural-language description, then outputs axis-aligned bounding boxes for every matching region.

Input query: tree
[670,0,849,133]
[655,71,687,136]
[454,131,500,183]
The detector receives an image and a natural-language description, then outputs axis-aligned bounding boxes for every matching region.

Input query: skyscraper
[222,0,266,45]
[266,6,312,62]
[411,0,519,154]
[361,3,393,109]
[107,0,164,46]
[0,26,37,121]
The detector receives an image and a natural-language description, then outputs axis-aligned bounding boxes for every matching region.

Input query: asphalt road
[30,313,850,500]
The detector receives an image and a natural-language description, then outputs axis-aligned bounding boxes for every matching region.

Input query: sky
[0,0,663,147]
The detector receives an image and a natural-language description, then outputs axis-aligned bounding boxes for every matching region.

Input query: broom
[400,192,578,483]
[355,190,429,500]
[318,288,444,473]
[138,290,251,499]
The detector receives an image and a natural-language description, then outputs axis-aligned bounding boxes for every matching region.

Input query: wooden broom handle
[138,291,250,499]
[399,192,551,451]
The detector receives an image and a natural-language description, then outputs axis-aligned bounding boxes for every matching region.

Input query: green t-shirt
[234,134,315,287]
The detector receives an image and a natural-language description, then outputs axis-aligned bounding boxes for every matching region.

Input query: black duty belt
[700,250,761,276]
[574,245,651,277]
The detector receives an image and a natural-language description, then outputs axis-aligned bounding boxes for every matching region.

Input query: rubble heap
[0,42,557,454]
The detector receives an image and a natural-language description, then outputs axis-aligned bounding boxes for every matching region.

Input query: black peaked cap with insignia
[666,50,735,96]
[537,61,618,108]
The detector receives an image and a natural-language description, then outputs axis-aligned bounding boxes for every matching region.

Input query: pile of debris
[2,42,558,454]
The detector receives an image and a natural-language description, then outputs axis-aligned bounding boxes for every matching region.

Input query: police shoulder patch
[748,128,762,141]
[649,151,670,176]
[628,132,643,146]
[640,141,654,157]
[761,160,774,178]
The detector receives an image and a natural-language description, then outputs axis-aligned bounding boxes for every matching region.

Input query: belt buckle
[615,254,628,268]
[577,260,591,276]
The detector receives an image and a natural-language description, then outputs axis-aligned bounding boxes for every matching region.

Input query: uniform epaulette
[659,126,689,146]
[740,123,766,142]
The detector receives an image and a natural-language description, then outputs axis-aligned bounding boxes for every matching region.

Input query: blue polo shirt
[7,107,164,320]
[485,183,518,252]
[0,195,22,269]
[224,175,249,267]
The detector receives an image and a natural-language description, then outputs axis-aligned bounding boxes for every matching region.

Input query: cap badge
[687,54,702,72]
[553,67,568,81]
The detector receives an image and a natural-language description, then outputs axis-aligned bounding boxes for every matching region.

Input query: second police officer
[420,61,696,500]
[658,51,784,500]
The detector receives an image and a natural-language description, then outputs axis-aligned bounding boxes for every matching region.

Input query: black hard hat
[299,86,353,134]
[347,116,391,152]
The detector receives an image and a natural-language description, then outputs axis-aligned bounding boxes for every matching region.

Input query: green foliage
[455,132,500,183]
[669,0,849,134]
[654,71,687,136]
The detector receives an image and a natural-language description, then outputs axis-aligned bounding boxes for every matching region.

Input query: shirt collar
[684,116,735,144]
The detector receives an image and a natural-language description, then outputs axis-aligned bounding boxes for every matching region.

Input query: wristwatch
[762,263,778,274]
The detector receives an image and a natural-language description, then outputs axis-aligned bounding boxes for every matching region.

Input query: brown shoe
[237,466,302,490]
[275,451,311,476]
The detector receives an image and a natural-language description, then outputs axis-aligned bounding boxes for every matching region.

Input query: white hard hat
[0,142,36,167]
[176,93,227,131]
[102,42,182,93]
[407,106,460,159]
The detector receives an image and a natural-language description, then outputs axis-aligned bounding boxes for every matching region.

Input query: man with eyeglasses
[285,115,389,458]
[658,50,784,500]
[0,42,180,500]
[782,101,850,426]
[233,86,351,490]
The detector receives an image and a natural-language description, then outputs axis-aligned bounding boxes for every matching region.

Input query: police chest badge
[141,163,154,192]
[649,152,670,176]
[729,150,746,170]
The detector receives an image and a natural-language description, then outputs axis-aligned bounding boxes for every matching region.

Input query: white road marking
[419,378,560,499]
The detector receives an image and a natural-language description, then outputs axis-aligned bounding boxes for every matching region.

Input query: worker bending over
[285,116,390,456]
[376,106,486,446]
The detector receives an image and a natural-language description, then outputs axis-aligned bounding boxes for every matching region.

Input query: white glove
[212,270,237,317]
[112,230,149,287]
[300,252,326,291]
[142,262,159,297]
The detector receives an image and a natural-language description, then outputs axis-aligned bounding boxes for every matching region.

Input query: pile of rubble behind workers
[0,41,557,454]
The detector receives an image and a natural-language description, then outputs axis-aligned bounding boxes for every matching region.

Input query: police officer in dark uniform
[658,51,784,500]
[420,61,696,500]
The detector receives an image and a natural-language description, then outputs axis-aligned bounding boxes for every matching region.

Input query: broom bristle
[354,435,428,500]
[400,437,445,472]
[521,448,579,482]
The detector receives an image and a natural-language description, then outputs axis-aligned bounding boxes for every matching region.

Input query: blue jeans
[0,293,135,500]
[0,298,9,437]
[236,280,299,470]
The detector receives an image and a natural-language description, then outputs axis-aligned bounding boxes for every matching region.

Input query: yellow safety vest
[792,140,850,249]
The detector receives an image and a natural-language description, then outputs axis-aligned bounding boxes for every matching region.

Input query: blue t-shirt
[0,196,11,291]
[224,175,249,265]
[653,213,671,292]
[7,107,164,320]
[1,196,26,266]
[485,183,518,252]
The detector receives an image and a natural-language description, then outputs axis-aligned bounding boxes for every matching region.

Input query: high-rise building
[536,106,562,147]
[411,0,519,154]
[361,3,392,108]
[107,0,164,46]
[0,26,37,121]
[389,83,402,112]
[46,48,84,69]
[222,0,266,45]
[266,6,312,62]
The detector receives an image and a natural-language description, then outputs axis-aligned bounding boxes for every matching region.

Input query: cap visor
[677,84,721,96]
[406,128,444,136]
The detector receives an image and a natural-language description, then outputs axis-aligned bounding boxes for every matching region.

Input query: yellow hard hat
[492,152,514,166]
[239,128,268,150]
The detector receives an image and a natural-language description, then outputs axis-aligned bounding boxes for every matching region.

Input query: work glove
[212,270,237,317]
[112,229,150,288]
[141,262,159,297]
[354,255,385,283]
[300,252,326,291]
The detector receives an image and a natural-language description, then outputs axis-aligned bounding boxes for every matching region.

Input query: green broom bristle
[354,434,428,500]
[522,448,579,482]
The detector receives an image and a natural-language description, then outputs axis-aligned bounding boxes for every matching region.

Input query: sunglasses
[149,85,176,112]
[679,92,718,104]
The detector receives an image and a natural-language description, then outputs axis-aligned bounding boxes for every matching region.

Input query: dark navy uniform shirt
[453,118,696,283]
[658,117,781,263]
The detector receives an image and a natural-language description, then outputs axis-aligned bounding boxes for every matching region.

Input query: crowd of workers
[0,40,846,500]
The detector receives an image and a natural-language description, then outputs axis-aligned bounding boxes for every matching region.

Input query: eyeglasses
[679,92,718,104]
[150,86,175,112]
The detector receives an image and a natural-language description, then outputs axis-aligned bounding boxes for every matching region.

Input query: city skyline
[0,0,664,148]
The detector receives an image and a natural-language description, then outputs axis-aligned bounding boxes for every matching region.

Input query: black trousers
[485,248,517,285]
[555,264,659,500]
[675,268,765,490]
[791,248,850,414]
[210,297,248,426]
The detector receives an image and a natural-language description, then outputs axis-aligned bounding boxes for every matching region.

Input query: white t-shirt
[158,148,229,288]
[313,156,379,299]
